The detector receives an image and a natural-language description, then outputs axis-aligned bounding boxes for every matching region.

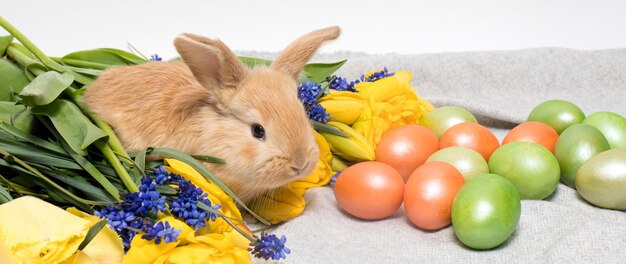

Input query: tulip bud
[320,121,375,162]
[318,92,365,125]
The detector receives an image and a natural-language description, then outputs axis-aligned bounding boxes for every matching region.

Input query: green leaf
[0,35,14,55]
[33,165,115,202]
[311,120,349,137]
[237,56,346,84]
[0,184,12,203]
[78,220,107,251]
[0,58,29,101]
[191,155,225,164]
[156,185,177,195]
[63,65,103,77]
[58,138,121,201]
[238,56,272,68]
[134,147,150,175]
[59,58,110,70]
[31,100,107,156]
[62,48,146,67]
[19,71,74,106]
[0,122,64,154]
[0,137,82,170]
[147,147,271,225]
[303,60,347,83]
[0,102,37,133]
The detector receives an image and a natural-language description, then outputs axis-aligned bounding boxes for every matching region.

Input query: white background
[2,0,626,59]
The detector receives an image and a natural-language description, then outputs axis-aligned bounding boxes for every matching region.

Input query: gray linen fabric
[242,48,626,263]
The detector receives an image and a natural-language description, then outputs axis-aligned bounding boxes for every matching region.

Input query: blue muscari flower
[250,232,291,261]
[307,104,330,123]
[122,177,166,216]
[298,81,330,123]
[142,221,181,244]
[360,67,395,82]
[153,165,170,184]
[150,54,162,61]
[329,76,358,92]
[298,81,323,104]
[169,174,221,231]
[330,170,343,188]
[95,206,148,249]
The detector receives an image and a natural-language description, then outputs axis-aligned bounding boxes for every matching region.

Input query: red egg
[440,122,500,161]
[404,161,465,230]
[334,161,404,220]
[375,125,440,182]
[502,121,559,153]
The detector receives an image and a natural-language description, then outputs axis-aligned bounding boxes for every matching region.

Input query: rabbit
[83,26,341,202]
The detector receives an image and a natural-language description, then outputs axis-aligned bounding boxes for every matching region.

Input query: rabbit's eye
[251,124,265,140]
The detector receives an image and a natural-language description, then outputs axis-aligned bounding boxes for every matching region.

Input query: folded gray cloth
[243,48,626,263]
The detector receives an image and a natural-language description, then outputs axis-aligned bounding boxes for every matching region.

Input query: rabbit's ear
[174,33,246,104]
[271,26,341,80]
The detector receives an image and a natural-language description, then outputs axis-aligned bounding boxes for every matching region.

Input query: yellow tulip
[0,196,123,264]
[320,121,375,161]
[318,91,365,125]
[352,71,433,148]
[124,217,250,264]
[248,131,333,224]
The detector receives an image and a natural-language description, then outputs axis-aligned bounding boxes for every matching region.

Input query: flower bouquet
[0,16,433,263]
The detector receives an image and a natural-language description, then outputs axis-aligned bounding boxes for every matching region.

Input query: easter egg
[404,162,465,230]
[426,146,489,181]
[527,99,585,134]
[489,142,560,199]
[419,106,478,138]
[375,125,439,182]
[334,161,404,220]
[554,124,610,188]
[440,122,500,160]
[582,111,626,149]
[576,148,626,210]
[502,121,559,153]
[452,173,521,250]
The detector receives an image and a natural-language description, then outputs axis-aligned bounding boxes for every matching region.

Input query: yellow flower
[352,71,433,148]
[123,217,250,264]
[164,158,242,235]
[320,121,375,162]
[248,131,333,224]
[0,196,123,264]
[318,91,365,125]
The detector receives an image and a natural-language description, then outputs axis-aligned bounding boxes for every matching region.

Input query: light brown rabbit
[84,27,341,202]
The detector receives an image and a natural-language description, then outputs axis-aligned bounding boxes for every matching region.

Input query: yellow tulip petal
[350,70,433,148]
[393,71,412,84]
[60,251,98,264]
[65,208,124,264]
[247,186,305,224]
[0,196,89,264]
[123,217,194,264]
[0,228,19,264]
[319,99,364,125]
